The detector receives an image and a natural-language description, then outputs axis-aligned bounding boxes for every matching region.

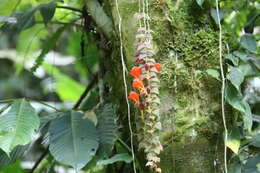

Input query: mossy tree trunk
[106,0,228,172]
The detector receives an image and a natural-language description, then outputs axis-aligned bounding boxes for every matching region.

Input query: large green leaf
[240,34,257,53]
[0,99,39,154]
[244,155,260,173]
[48,111,99,170]
[95,104,118,157]
[227,127,241,154]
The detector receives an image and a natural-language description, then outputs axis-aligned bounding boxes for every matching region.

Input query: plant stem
[56,5,83,13]
[73,73,98,109]
[29,147,49,173]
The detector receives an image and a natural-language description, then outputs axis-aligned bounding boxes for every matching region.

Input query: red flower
[154,63,161,71]
[130,66,141,78]
[128,91,140,105]
[132,79,145,91]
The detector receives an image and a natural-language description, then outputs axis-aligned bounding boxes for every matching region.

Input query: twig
[56,5,83,13]
[73,73,98,109]
[26,98,61,112]
[29,147,49,173]
[115,0,137,172]
[216,1,228,173]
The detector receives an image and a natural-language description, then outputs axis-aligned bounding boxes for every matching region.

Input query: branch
[29,147,49,173]
[56,5,83,13]
[84,0,113,39]
[73,73,99,109]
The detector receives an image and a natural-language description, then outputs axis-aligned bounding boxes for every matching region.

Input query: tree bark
[108,0,227,172]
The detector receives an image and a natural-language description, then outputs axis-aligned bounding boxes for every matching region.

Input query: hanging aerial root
[128,14,163,173]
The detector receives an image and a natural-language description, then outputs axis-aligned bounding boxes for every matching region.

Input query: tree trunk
[108,0,227,172]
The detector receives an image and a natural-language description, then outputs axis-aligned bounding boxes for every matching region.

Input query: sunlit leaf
[240,34,257,53]
[0,99,39,154]
[227,127,241,154]
[97,153,132,166]
[49,111,99,170]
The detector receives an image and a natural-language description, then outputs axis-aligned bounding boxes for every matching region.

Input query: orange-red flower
[154,63,161,71]
[130,66,141,78]
[132,79,145,91]
[128,91,140,105]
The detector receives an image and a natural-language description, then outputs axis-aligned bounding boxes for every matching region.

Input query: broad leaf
[0,99,39,154]
[227,67,244,91]
[95,104,118,157]
[244,155,260,173]
[240,34,257,53]
[195,0,205,7]
[227,127,241,154]
[49,111,99,170]
[39,2,56,25]
[97,153,132,166]
[0,145,28,166]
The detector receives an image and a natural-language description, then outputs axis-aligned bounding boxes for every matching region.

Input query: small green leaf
[210,8,225,25]
[49,111,99,170]
[227,67,244,91]
[225,53,239,66]
[206,69,220,81]
[39,2,56,25]
[244,155,260,173]
[0,99,39,154]
[240,34,257,53]
[195,0,205,7]
[227,127,241,154]
[97,153,132,166]
[16,9,36,31]
[225,83,245,113]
